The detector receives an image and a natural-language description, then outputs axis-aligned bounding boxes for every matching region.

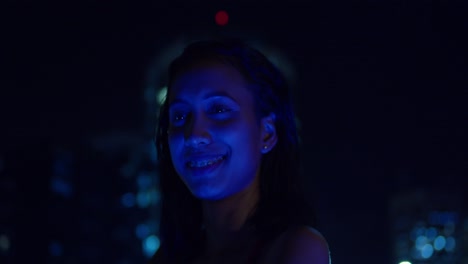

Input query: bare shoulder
[262,225,330,264]
[283,226,330,264]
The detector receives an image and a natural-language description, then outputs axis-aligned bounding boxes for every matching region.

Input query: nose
[184,114,212,147]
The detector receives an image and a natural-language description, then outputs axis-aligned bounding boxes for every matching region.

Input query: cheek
[214,118,259,138]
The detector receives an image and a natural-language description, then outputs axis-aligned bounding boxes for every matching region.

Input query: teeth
[188,156,224,168]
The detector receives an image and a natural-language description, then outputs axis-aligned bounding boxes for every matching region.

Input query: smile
[187,155,225,168]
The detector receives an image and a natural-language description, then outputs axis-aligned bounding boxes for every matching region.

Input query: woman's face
[167,63,265,200]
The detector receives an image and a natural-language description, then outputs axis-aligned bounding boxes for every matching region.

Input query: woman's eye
[175,115,185,120]
[170,112,188,126]
[209,105,231,114]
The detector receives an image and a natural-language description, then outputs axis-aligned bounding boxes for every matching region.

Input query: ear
[260,113,278,154]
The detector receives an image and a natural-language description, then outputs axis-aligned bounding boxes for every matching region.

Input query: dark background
[2,0,467,263]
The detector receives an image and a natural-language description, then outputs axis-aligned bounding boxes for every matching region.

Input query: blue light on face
[168,65,264,201]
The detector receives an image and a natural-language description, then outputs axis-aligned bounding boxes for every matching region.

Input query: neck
[202,179,260,256]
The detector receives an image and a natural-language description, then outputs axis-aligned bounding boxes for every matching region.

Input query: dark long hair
[151,38,316,263]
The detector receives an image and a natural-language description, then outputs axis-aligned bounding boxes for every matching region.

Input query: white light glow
[399,261,411,264]
[157,87,167,105]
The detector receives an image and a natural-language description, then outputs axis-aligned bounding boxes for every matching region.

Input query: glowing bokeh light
[421,244,434,259]
[445,236,456,251]
[433,235,446,251]
[399,261,411,264]
[215,10,229,26]
[137,191,150,208]
[143,235,160,258]
[415,235,428,250]
[0,235,10,251]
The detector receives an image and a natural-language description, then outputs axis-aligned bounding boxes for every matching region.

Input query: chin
[192,189,231,201]
[194,193,225,201]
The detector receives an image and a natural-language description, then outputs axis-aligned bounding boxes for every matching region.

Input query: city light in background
[3,1,466,264]
[390,190,467,264]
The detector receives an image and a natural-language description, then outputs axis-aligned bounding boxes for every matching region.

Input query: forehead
[169,63,253,101]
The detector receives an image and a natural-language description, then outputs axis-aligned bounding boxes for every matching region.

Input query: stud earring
[263,145,268,149]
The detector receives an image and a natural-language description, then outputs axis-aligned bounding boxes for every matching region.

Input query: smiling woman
[168,64,268,201]
[149,38,330,264]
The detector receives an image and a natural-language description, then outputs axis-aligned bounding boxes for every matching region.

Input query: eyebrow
[169,91,239,107]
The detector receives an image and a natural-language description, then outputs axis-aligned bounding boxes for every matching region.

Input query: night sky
[3,1,467,263]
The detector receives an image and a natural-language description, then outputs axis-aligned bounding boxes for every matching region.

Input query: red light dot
[215,10,229,26]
